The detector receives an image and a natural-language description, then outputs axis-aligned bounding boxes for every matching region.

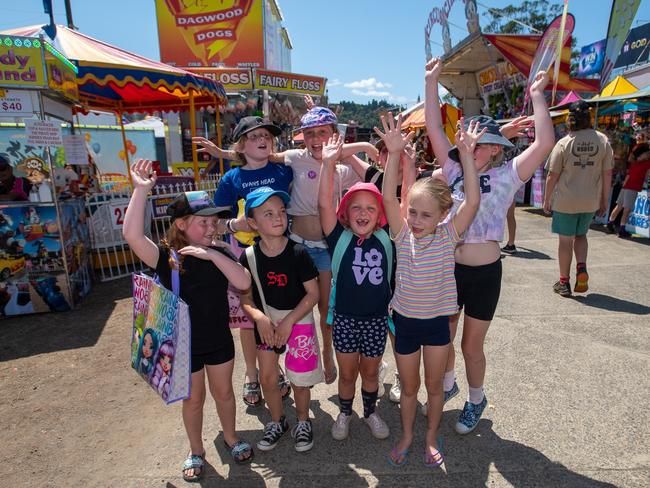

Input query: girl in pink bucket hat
[318,131,395,442]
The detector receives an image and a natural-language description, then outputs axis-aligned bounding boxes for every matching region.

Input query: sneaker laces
[292,420,311,442]
[262,421,283,442]
[366,413,384,429]
[334,413,349,429]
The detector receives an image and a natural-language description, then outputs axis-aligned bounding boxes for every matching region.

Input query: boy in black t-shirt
[239,187,322,453]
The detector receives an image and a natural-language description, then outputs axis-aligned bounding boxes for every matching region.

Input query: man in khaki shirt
[543,101,613,297]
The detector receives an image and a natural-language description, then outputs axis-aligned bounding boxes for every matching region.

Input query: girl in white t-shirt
[425,59,554,435]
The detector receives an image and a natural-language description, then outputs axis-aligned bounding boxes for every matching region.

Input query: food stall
[0,34,92,317]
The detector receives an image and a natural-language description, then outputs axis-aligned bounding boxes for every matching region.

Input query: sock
[576,262,587,273]
[443,370,456,392]
[361,389,378,418]
[559,275,570,285]
[468,386,484,405]
[339,395,354,416]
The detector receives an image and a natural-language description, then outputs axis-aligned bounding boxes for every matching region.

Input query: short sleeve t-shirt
[325,222,395,318]
[154,245,232,354]
[443,157,525,243]
[239,240,318,312]
[213,163,293,216]
[390,221,460,319]
[623,160,650,191]
[284,148,360,216]
[547,129,614,213]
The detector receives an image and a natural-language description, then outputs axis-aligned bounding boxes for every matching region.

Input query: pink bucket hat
[336,182,388,228]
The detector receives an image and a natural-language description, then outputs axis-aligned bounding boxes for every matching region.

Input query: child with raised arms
[238,186,323,452]
[425,59,554,434]
[123,159,254,482]
[378,114,482,468]
[318,131,395,441]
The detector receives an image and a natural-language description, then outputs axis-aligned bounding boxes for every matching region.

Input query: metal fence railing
[87,174,220,282]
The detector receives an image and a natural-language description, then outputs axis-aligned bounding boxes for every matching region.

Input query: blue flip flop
[388,446,410,467]
[424,436,444,468]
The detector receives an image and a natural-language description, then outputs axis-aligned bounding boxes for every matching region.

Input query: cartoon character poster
[0,203,72,317]
[131,273,191,404]
[60,199,92,305]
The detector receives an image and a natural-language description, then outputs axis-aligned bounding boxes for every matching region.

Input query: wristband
[226,219,236,233]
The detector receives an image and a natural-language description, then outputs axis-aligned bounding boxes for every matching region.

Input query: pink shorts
[228,288,254,329]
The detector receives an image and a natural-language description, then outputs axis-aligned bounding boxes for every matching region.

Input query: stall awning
[1,25,226,113]
[591,76,638,100]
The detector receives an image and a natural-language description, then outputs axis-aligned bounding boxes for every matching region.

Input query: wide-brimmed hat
[448,115,514,162]
[232,116,281,142]
[166,191,220,222]
[244,186,291,217]
[336,182,387,228]
[300,106,338,130]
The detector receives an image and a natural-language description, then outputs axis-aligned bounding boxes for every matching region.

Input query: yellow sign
[254,69,326,96]
[189,68,253,91]
[45,48,79,101]
[0,36,46,88]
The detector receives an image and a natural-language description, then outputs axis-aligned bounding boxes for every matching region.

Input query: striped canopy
[2,25,226,113]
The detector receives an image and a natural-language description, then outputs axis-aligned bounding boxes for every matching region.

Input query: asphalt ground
[1,207,649,487]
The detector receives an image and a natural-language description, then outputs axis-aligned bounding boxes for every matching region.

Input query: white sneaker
[389,372,401,403]
[377,361,388,397]
[331,412,351,440]
[363,412,389,439]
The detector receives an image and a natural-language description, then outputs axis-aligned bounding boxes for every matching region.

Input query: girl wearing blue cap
[425,58,554,435]
[123,159,254,481]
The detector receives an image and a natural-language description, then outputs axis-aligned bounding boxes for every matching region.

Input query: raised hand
[425,57,443,84]
[529,70,550,98]
[374,112,416,154]
[130,159,157,191]
[501,115,534,140]
[400,142,416,167]
[192,137,222,158]
[322,132,343,163]
[303,94,315,110]
[455,117,487,157]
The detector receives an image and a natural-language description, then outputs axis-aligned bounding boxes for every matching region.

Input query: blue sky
[2,1,648,107]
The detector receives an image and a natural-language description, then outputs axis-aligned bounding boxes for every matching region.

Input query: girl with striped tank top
[377,113,483,468]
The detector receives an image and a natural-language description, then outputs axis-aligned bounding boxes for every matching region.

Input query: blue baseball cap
[245,186,290,217]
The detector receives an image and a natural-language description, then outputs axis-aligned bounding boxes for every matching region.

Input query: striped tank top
[390,221,460,319]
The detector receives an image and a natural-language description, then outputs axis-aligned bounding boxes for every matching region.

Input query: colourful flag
[551,1,570,105]
[600,0,641,88]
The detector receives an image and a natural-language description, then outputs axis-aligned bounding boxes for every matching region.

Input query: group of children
[123,59,555,482]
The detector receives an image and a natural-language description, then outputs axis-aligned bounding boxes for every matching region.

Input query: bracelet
[226,219,236,233]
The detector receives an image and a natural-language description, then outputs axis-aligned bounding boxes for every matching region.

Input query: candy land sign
[131,273,191,404]
[0,36,46,88]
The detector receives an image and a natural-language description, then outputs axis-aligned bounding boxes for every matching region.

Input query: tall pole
[189,90,200,184]
[64,0,77,29]
[215,96,224,175]
[117,104,133,187]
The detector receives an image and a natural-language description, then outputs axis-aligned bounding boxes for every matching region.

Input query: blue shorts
[304,245,331,272]
[393,312,450,355]
[332,311,388,358]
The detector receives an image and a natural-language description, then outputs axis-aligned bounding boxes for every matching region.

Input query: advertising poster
[155,0,265,68]
[254,69,326,97]
[577,40,606,78]
[626,189,649,237]
[189,67,253,91]
[614,22,650,68]
[601,0,642,87]
[0,36,46,88]
[60,199,92,305]
[0,203,72,317]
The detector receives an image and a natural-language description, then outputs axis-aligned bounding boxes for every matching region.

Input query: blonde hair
[409,177,453,212]
[230,131,278,164]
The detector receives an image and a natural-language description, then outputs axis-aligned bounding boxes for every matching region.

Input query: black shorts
[393,312,450,355]
[455,259,502,321]
[191,340,235,373]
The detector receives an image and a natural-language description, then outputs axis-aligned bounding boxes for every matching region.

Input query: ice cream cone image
[163,0,255,65]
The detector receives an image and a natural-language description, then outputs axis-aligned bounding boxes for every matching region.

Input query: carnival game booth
[2,25,227,282]
[0,34,93,317]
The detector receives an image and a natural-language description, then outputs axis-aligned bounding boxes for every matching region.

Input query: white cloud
[328,78,342,87]
[351,88,391,98]
[344,77,392,90]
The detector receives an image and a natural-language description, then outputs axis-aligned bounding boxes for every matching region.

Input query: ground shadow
[0,276,131,362]
[501,246,552,260]
[522,207,549,218]
[572,293,650,315]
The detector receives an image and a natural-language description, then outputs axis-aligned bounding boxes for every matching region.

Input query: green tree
[333,100,405,129]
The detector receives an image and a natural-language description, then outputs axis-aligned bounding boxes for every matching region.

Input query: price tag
[0,90,34,117]
[109,200,130,229]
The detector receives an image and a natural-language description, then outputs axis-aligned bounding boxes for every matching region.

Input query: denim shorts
[304,245,331,272]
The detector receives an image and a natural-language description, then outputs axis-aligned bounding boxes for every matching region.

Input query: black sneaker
[605,221,617,233]
[257,416,289,451]
[553,280,572,297]
[501,244,517,254]
[291,419,314,452]
[618,228,632,238]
